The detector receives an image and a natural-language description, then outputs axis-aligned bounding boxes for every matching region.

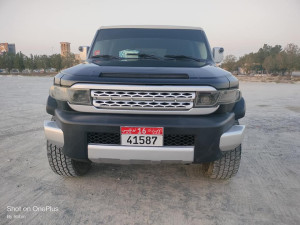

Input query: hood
[59,62,238,89]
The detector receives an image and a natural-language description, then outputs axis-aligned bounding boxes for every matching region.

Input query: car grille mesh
[88,132,120,145]
[87,133,195,146]
[164,135,195,146]
[91,90,195,110]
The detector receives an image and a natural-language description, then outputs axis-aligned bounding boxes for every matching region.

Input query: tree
[263,55,277,74]
[5,53,15,71]
[238,53,257,74]
[62,53,76,69]
[18,52,25,71]
[270,45,282,55]
[14,53,20,69]
[235,43,300,75]
[275,52,287,75]
[50,54,63,71]
[284,43,299,74]
[296,54,300,70]
[222,55,237,72]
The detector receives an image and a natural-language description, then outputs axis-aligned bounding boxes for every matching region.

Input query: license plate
[121,127,163,146]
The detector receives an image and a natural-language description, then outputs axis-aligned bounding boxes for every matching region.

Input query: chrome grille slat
[91,90,195,111]
[92,90,195,99]
[93,100,193,110]
[92,96,190,101]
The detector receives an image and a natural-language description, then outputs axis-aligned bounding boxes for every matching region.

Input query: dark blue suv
[44,25,246,179]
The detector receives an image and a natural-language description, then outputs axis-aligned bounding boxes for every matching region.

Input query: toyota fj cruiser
[44,25,246,179]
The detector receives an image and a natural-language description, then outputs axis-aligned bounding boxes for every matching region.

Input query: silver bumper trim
[44,121,64,145]
[69,104,219,115]
[219,125,245,151]
[88,144,194,163]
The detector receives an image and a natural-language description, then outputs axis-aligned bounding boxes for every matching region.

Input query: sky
[0,0,299,57]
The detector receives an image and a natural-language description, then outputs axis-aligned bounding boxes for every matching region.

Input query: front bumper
[88,145,194,164]
[44,109,245,163]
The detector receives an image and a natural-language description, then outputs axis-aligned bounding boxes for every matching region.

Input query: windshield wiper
[164,55,207,62]
[126,53,162,60]
[91,55,120,60]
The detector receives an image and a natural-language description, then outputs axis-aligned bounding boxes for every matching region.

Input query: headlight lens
[49,86,68,101]
[195,89,241,107]
[68,89,91,105]
[50,86,91,105]
[218,89,241,104]
[195,92,219,106]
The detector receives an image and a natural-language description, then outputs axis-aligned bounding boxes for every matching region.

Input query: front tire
[47,141,91,177]
[202,145,241,179]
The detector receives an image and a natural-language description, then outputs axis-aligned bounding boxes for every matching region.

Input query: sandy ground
[0,76,299,225]
[237,74,300,83]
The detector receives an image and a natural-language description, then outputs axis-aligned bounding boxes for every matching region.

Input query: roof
[99,25,203,30]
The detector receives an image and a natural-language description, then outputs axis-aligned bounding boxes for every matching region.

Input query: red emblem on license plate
[121,127,163,135]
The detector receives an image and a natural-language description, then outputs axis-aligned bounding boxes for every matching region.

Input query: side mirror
[78,46,90,61]
[212,47,224,63]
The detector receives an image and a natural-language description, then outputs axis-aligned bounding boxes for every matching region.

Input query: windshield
[88,28,213,67]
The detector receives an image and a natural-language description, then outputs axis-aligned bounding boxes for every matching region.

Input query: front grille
[88,132,120,144]
[91,90,195,110]
[87,132,195,146]
[164,135,195,146]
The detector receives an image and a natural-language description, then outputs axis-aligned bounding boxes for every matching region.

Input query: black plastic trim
[100,73,189,79]
[233,97,246,120]
[46,96,57,116]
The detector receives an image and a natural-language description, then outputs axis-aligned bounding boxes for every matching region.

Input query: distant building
[0,43,8,54]
[60,42,70,57]
[8,44,16,54]
[0,43,16,55]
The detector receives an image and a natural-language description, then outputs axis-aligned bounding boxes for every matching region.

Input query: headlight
[49,86,68,101]
[49,86,91,105]
[218,89,241,104]
[195,92,219,106]
[67,89,91,105]
[195,89,241,107]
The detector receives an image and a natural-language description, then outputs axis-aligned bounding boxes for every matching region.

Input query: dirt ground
[0,75,299,225]
[236,74,300,83]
